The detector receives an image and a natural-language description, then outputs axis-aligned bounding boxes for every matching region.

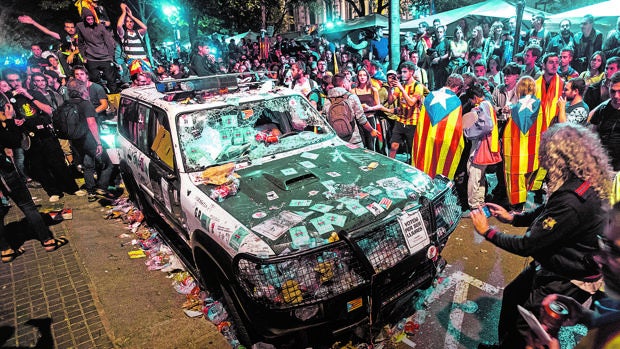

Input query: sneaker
[73,190,87,197]
[61,208,73,220]
[49,195,60,203]
[87,193,97,202]
[95,188,116,199]
[27,181,42,189]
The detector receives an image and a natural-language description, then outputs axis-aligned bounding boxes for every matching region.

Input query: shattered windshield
[177,95,334,172]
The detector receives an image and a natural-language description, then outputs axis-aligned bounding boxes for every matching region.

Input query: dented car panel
[117,76,461,343]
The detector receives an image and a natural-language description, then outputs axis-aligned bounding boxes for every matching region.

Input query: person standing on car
[65,78,113,202]
[323,73,378,147]
[472,123,612,349]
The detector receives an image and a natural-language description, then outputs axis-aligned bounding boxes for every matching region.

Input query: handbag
[473,133,502,165]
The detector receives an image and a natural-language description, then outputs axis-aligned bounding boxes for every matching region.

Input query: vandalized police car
[117,75,461,345]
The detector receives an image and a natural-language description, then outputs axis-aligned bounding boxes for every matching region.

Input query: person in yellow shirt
[386,62,425,159]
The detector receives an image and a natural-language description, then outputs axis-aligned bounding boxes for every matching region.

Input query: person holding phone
[471,123,612,349]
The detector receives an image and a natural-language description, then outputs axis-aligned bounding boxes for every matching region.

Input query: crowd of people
[1,3,620,348]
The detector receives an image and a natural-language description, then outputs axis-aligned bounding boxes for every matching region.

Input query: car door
[146,107,185,237]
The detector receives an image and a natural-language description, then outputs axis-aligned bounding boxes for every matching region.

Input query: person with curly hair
[471,123,613,349]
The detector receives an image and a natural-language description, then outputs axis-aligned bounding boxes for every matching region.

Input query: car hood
[198,145,440,256]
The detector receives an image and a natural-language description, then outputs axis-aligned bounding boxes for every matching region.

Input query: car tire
[194,247,253,346]
[120,165,156,221]
[219,282,253,347]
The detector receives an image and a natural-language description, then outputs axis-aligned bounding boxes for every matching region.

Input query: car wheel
[120,166,156,221]
[219,283,253,347]
[194,248,253,346]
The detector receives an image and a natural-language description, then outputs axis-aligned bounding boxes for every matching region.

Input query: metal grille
[353,217,411,273]
[432,184,461,243]
[379,261,435,307]
[235,243,369,309]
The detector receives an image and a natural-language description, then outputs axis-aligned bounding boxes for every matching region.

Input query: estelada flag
[128,58,152,76]
[412,87,463,180]
[504,94,548,175]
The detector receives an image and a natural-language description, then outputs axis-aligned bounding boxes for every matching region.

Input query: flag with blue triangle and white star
[412,88,464,179]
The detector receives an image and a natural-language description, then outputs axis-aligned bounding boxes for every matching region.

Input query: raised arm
[18,15,61,41]
[128,10,147,36]
[116,4,128,39]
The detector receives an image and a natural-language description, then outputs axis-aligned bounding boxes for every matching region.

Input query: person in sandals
[0,92,68,263]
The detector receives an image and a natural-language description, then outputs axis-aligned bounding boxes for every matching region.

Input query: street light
[162,4,180,59]
[162,5,179,24]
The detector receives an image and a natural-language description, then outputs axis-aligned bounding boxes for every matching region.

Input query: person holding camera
[386,63,425,159]
[471,123,612,349]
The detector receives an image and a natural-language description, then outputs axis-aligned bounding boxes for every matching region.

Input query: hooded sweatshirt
[76,8,115,61]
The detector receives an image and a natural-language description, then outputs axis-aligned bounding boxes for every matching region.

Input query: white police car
[116,75,461,346]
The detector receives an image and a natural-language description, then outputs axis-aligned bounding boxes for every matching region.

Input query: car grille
[233,182,460,311]
[430,182,461,246]
[235,241,370,309]
[352,217,409,273]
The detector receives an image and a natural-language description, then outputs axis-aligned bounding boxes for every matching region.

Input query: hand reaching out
[18,15,34,24]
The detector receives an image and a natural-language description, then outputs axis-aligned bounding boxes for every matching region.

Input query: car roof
[119,75,302,115]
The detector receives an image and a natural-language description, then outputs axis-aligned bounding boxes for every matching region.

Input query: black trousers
[497,262,592,348]
[27,137,78,196]
[85,60,118,93]
[0,157,53,250]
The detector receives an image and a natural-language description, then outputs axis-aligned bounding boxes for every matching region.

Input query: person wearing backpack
[307,74,331,113]
[322,73,378,147]
[5,69,82,202]
[65,78,114,202]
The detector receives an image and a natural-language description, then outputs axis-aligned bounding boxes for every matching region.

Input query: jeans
[12,147,27,182]
[0,160,53,250]
[359,116,377,152]
[75,135,113,193]
[466,158,487,209]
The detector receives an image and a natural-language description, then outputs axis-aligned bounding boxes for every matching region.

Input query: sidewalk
[0,186,228,348]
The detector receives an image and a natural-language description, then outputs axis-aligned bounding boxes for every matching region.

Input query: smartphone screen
[482,206,492,218]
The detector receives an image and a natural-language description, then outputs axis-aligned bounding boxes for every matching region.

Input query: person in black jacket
[0,93,68,263]
[189,39,218,77]
[471,123,613,349]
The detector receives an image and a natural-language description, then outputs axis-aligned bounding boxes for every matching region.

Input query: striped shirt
[393,80,424,125]
[122,31,147,60]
